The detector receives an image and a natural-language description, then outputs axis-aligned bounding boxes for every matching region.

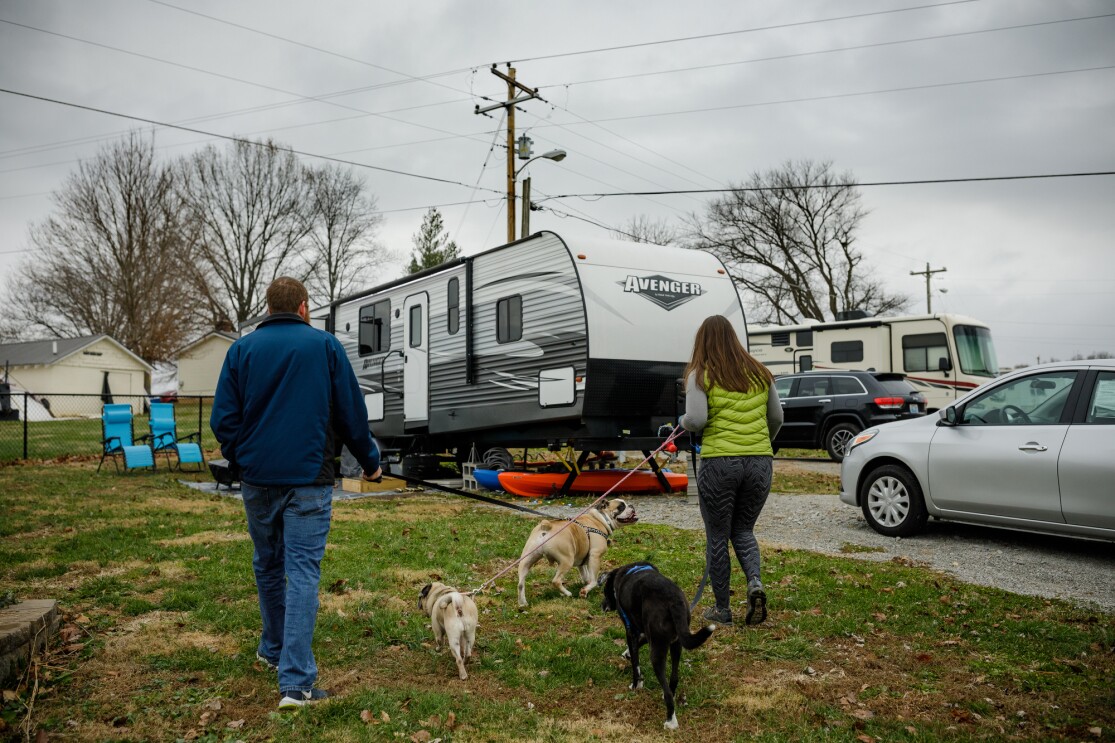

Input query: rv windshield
[954,325,998,378]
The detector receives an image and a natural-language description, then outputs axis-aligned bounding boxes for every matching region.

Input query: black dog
[600,562,715,730]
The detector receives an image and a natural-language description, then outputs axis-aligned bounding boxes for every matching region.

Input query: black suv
[772,370,927,462]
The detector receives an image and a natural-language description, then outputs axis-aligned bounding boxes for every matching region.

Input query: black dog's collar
[616,564,657,631]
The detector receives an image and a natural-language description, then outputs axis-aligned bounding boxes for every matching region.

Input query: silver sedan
[840,359,1115,541]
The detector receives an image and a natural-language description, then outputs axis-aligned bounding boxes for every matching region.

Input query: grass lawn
[1,461,1112,742]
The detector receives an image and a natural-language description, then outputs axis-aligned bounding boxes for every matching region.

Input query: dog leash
[469,426,687,597]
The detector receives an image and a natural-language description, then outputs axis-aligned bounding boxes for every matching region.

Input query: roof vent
[52,341,57,355]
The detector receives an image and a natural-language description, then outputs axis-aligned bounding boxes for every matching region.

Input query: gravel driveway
[535,460,1115,613]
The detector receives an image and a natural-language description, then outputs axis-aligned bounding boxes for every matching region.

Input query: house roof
[0,334,153,371]
[174,331,238,357]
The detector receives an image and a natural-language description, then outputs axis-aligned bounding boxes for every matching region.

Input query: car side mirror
[938,357,953,373]
[937,407,959,427]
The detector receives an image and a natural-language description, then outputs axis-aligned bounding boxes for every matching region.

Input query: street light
[512,149,567,241]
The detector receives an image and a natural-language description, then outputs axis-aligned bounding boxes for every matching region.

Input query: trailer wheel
[824,422,860,463]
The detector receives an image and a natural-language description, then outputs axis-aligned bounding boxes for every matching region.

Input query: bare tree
[179,138,311,324]
[688,160,907,324]
[407,208,460,274]
[611,214,681,246]
[302,164,387,304]
[4,133,213,361]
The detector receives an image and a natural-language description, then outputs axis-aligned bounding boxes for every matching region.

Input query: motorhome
[747,313,998,411]
[327,231,746,461]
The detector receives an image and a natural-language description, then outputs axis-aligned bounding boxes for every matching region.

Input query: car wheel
[824,422,860,463]
[859,464,929,537]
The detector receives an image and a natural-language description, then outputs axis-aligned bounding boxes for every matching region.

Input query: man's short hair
[267,277,309,315]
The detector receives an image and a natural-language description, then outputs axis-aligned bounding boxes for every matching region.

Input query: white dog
[418,582,478,680]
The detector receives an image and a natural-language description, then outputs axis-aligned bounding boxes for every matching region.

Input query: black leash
[378,467,551,517]
[686,440,710,612]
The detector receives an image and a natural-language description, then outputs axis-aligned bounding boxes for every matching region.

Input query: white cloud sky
[1,0,1112,367]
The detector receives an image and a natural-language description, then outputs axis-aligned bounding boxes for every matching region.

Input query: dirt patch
[156,530,249,547]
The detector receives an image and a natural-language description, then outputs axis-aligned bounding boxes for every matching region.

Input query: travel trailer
[747,314,998,411]
[327,231,747,460]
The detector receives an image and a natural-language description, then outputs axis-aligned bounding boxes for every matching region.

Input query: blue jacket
[211,313,380,486]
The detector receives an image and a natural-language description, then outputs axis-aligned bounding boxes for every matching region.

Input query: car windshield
[954,325,998,378]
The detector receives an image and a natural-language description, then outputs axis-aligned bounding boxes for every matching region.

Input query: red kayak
[497,469,687,498]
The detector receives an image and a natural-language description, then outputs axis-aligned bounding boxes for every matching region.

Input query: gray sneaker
[278,688,329,710]
[745,584,768,625]
[255,652,278,672]
[702,606,733,626]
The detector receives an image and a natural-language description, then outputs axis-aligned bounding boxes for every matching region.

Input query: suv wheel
[859,464,929,537]
[824,422,860,463]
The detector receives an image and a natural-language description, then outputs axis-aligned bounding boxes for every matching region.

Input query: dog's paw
[621,648,630,660]
[629,680,643,690]
[663,714,678,731]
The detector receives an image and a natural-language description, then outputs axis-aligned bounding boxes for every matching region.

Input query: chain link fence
[0,392,215,463]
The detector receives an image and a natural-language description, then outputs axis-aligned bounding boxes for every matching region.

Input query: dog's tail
[436,593,465,618]
[672,601,714,650]
[537,519,555,534]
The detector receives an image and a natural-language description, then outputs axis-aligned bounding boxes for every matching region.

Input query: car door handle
[818,398,831,403]
[1018,442,1048,452]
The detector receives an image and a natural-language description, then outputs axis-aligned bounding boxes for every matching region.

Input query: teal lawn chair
[149,402,205,471]
[99,404,155,473]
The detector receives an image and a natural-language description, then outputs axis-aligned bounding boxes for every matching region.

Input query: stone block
[0,599,60,687]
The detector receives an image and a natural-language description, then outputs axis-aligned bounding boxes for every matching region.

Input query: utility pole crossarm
[911,262,947,313]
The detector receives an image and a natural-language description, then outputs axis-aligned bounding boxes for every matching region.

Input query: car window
[877,379,917,396]
[962,371,1077,426]
[797,376,831,397]
[773,377,794,399]
[832,376,866,395]
[1085,372,1115,424]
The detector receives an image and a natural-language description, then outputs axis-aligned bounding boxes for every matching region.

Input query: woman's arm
[680,372,708,431]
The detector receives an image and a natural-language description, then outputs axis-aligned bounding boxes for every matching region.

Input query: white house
[0,335,152,416]
[174,332,236,397]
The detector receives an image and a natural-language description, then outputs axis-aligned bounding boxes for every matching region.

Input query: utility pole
[911,262,947,313]
[474,65,539,243]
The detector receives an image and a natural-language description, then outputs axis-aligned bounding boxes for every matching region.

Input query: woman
[680,315,783,626]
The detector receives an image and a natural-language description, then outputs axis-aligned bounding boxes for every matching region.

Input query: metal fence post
[22,391,28,459]
[197,397,203,442]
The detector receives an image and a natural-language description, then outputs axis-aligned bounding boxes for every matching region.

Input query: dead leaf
[199,711,214,726]
[411,731,431,742]
[871,612,886,622]
[446,711,457,729]
[204,700,222,711]
[381,711,391,723]
[226,719,245,729]
[75,614,90,624]
[856,735,875,743]
[2,691,18,702]
[360,710,376,724]
[1089,726,1102,736]
[851,709,875,720]
[328,578,349,594]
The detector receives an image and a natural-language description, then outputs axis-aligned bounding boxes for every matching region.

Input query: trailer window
[358,300,391,356]
[831,340,863,363]
[903,332,949,373]
[496,295,523,343]
[798,355,812,372]
[409,304,423,348]
[447,277,460,335]
[796,330,813,347]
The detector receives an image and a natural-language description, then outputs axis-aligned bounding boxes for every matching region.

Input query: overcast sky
[1,0,1112,368]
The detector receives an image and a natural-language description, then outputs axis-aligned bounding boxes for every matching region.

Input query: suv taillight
[873,396,905,410]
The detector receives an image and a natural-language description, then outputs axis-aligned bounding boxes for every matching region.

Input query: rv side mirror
[938,357,953,373]
[937,407,959,426]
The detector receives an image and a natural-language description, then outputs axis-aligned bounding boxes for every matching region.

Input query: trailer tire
[824,422,860,463]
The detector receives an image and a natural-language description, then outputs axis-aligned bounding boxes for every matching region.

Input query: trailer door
[403,292,429,422]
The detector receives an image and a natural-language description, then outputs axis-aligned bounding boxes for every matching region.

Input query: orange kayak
[497,469,687,498]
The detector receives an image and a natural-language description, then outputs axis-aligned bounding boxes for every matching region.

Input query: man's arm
[209,347,242,467]
[329,338,381,478]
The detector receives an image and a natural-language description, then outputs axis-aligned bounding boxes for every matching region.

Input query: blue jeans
[242,483,333,693]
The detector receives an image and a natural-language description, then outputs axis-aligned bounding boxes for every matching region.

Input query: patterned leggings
[696,455,773,610]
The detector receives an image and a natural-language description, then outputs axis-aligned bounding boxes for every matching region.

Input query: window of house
[831,340,863,363]
[496,295,523,343]
[447,277,460,335]
[358,300,390,355]
[903,332,949,373]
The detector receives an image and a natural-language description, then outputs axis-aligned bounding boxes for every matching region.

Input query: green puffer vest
[700,378,773,458]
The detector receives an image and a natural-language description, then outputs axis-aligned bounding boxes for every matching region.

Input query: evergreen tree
[408,208,460,273]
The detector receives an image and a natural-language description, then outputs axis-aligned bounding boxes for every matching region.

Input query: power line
[530,65,1115,128]
[0,87,505,194]
[507,0,979,63]
[541,13,1115,89]
[535,171,1115,202]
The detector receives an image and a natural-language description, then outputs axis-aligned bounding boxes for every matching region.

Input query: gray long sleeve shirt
[679,372,784,440]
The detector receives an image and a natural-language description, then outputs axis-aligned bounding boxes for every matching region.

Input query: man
[211,277,381,710]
